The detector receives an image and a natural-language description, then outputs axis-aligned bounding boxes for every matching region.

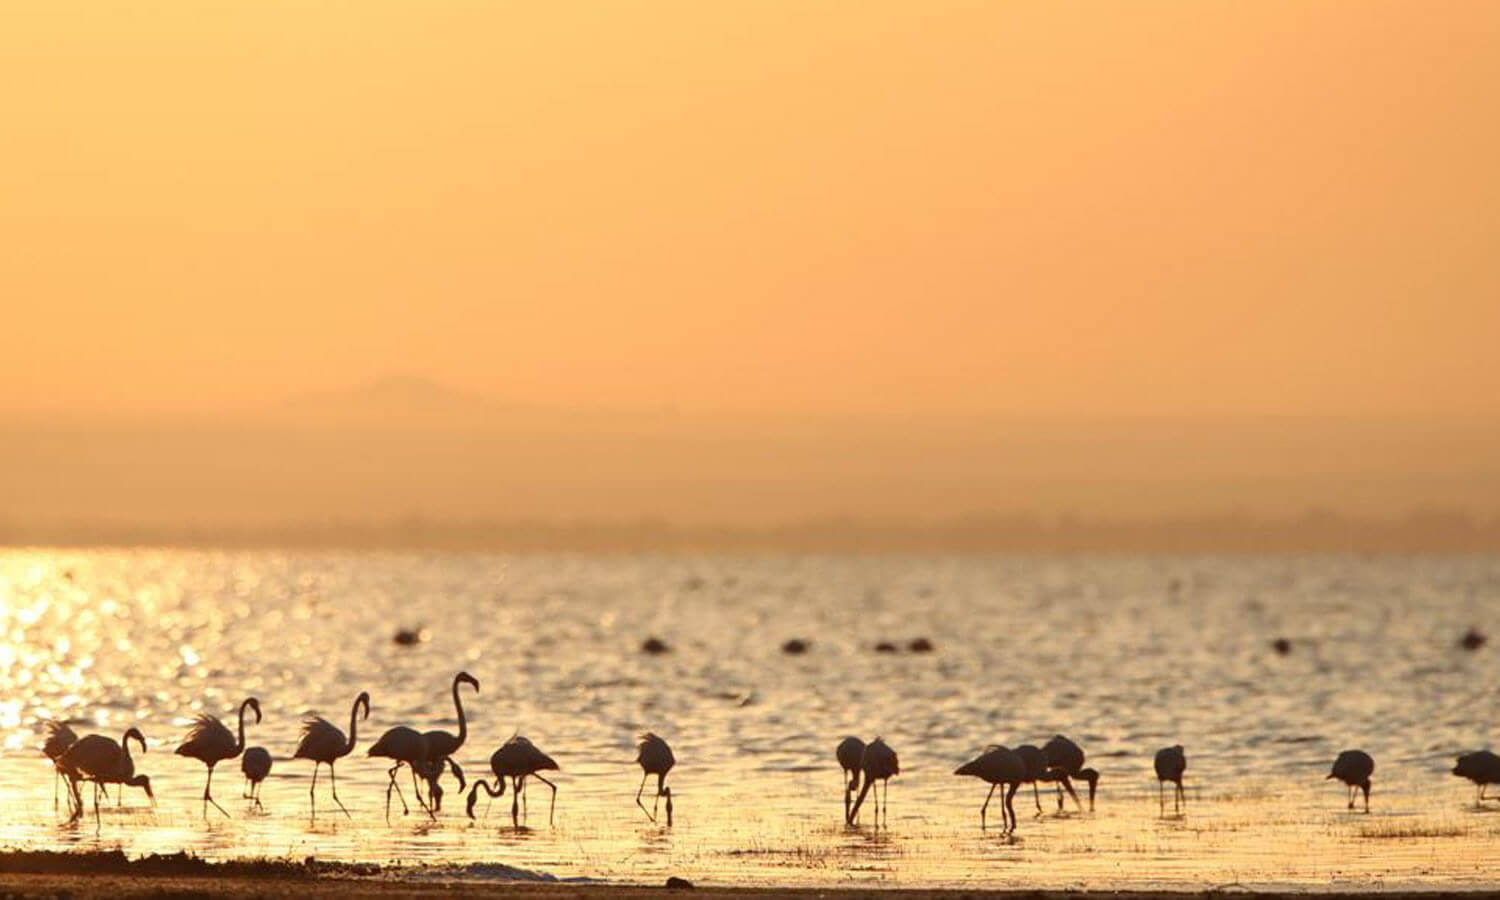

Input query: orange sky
[3,1,1499,418]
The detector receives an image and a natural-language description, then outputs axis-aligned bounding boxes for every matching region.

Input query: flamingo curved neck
[234,700,252,754]
[344,696,365,756]
[451,679,468,748]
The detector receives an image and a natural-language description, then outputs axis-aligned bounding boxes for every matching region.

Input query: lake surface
[2,549,1499,889]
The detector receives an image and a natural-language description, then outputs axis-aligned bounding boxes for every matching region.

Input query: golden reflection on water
[2,549,1499,888]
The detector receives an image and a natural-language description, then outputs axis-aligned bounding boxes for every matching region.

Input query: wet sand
[0,853,1494,899]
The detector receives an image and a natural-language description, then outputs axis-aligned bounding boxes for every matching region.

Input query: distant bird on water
[466,734,560,827]
[44,720,81,815]
[836,736,866,822]
[292,690,370,821]
[1154,745,1186,815]
[1327,749,1373,812]
[176,697,261,819]
[954,744,1025,832]
[241,746,271,811]
[635,732,676,826]
[367,725,433,821]
[1042,734,1100,812]
[419,671,479,807]
[1452,750,1500,806]
[847,737,899,826]
[58,727,153,826]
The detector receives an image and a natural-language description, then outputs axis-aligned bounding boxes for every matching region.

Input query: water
[2,549,1499,889]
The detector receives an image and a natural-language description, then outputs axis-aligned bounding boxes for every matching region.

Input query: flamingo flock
[43,674,1500,832]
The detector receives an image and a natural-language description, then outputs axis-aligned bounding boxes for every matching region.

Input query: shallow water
[2,550,1499,890]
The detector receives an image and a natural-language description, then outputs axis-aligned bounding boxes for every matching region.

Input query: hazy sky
[4,1,1499,418]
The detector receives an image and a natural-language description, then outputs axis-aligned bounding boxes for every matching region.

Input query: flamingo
[847,737,899,826]
[466,735,560,827]
[955,745,1025,832]
[1453,750,1500,806]
[58,727,153,826]
[416,755,466,813]
[1327,749,1373,812]
[44,720,82,815]
[367,725,433,821]
[292,690,370,821]
[1154,745,1186,815]
[418,671,479,806]
[175,697,261,819]
[1015,744,1048,815]
[241,746,271,811]
[1042,734,1100,812]
[836,736,866,822]
[635,732,676,826]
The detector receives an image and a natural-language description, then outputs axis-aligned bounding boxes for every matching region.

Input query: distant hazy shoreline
[4,511,1497,553]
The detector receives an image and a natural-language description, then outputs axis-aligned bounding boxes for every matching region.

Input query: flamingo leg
[653,772,666,819]
[409,765,434,819]
[980,782,997,829]
[1032,781,1042,815]
[309,762,319,822]
[92,781,101,828]
[204,764,230,819]
[330,763,352,819]
[1177,781,1185,813]
[1159,781,1165,816]
[635,772,656,822]
[1004,781,1019,834]
[529,773,559,826]
[385,763,410,821]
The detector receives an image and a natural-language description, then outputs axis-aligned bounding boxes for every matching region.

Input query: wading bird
[59,727,153,826]
[367,725,432,821]
[416,754,465,813]
[635,732,676,826]
[954,744,1025,832]
[292,690,370,821]
[1327,749,1373,812]
[176,697,261,819]
[44,720,81,815]
[1042,734,1100,812]
[241,746,271,811]
[418,671,479,806]
[836,736,866,822]
[847,737,899,826]
[1154,745,1186,815]
[466,734,560,827]
[1015,744,1048,815]
[1452,750,1500,806]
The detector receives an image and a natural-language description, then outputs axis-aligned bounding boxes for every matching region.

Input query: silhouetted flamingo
[1328,749,1373,812]
[635,732,676,826]
[58,728,152,826]
[1015,744,1047,815]
[847,737,899,826]
[419,671,479,806]
[416,754,465,813]
[1453,750,1500,806]
[1042,734,1099,812]
[176,697,260,819]
[292,690,369,821]
[368,725,433,821]
[955,745,1025,832]
[241,746,271,811]
[44,720,81,815]
[1154,745,1186,815]
[466,735,560,827]
[836,736,866,822]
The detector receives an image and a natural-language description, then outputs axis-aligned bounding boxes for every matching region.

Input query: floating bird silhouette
[367,725,433,822]
[955,744,1025,832]
[635,732,676,826]
[1015,744,1048,815]
[292,690,369,821]
[1452,750,1500,806]
[1327,749,1373,812]
[847,737,899,826]
[466,734,560,827]
[836,736,866,823]
[44,720,81,815]
[418,671,479,808]
[1042,734,1100,812]
[58,727,152,826]
[241,746,271,811]
[176,697,261,819]
[1154,745,1186,815]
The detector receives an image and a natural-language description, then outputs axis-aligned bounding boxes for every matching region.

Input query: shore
[2,852,1498,899]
